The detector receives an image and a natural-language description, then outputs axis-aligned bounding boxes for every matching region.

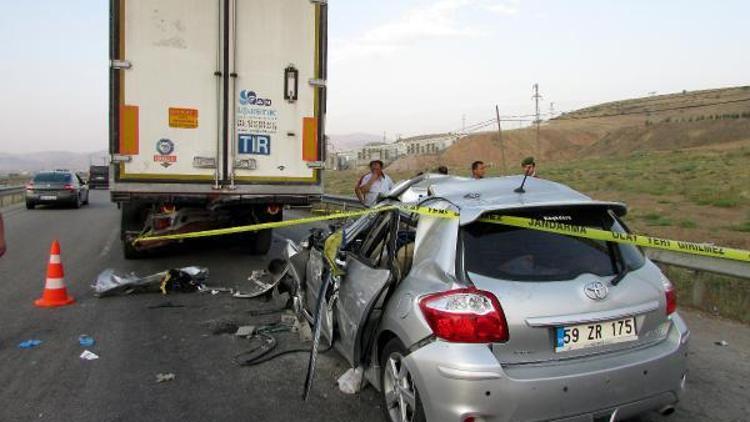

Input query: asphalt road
[0,191,747,422]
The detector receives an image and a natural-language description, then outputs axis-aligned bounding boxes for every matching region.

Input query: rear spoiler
[457,201,628,226]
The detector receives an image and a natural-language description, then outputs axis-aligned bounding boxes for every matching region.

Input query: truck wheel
[123,239,146,260]
[121,202,146,260]
[248,229,273,255]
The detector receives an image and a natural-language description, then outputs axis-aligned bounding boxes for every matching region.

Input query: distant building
[355,142,401,166]
[328,150,358,170]
[327,133,461,170]
[396,133,459,156]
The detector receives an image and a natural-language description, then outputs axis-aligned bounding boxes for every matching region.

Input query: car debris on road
[79,350,99,361]
[17,339,43,349]
[93,266,207,297]
[78,335,95,347]
[155,373,175,383]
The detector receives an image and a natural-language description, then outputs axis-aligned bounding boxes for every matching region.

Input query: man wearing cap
[521,156,537,177]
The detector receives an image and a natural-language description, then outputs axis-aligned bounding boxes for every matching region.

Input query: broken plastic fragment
[78,335,95,347]
[156,373,176,383]
[80,350,99,360]
[18,339,43,349]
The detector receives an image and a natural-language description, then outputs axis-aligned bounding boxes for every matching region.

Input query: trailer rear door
[113,0,221,183]
[111,0,325,187]
[230,0,323,184]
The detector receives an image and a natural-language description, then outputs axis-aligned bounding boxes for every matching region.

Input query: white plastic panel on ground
[122,0,220,180]
[231,0,318,182]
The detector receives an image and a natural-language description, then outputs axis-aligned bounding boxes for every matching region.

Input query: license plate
[40,195,57,200]
[555,317,637,352]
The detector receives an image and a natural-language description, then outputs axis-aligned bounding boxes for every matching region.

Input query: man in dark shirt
[0,213,6,257]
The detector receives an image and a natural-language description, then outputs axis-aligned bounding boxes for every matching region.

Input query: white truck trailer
[109,0,327,258]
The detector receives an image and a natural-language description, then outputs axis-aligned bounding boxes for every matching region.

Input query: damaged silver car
[284,174,689,422]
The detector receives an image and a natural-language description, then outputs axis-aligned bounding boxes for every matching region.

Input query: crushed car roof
[391,174,627,225]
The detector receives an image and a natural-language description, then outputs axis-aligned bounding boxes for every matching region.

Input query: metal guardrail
[0,186,25,208]
[320,194,364,210]
[319,194,750,280]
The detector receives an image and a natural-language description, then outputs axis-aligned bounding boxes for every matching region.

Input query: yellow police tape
[134,204,750,263]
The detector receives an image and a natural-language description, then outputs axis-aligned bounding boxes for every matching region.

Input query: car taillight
[63,184,75,191]
[418,288,509,343]
[663,277,677,315]
[26,183,34,191]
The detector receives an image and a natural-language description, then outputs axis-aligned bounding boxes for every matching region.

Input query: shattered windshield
[462,207,644,282]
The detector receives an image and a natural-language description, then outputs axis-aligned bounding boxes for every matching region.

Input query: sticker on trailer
[169,107,199,128]
[154,139,177,167]
[239,90,272,107]
[237,89,278,134]
[238,134,271,155]
[156,138,175,155]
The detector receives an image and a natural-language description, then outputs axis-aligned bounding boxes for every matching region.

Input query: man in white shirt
[356,160,394,207]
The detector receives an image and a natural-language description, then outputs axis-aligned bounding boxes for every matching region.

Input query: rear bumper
[26,191,77,203]
[110,182,322,205]
[404,313,689,422]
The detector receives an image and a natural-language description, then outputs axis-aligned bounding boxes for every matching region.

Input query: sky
[0,0,749,153]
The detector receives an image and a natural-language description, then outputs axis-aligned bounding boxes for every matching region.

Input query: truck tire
[121,202,146,260]
[248,229,273,255]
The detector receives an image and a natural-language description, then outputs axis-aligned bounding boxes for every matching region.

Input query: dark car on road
[88,165,109,189]
[26,170,89,209]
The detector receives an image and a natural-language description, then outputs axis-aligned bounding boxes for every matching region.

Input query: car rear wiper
[610,264,630,286]
[610,243,630,286]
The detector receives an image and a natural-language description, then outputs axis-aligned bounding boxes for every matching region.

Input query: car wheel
[73,195,82,209]
[26,201,35,210]
[381,338,427,422]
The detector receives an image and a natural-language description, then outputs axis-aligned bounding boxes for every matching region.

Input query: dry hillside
[387,86,750,174]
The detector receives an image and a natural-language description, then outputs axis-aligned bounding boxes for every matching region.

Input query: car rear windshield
[33,173,72,183]
[90,166,108,175]
[462,207,645,281]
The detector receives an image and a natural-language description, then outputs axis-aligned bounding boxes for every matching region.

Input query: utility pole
[532,83,543,158]
[495,105,507,175]
[549,102,555,119]
[462,114,466,133]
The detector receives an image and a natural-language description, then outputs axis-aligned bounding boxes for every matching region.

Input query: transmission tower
[532,84,543,157]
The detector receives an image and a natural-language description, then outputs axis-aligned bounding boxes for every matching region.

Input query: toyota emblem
[584,281,609,301]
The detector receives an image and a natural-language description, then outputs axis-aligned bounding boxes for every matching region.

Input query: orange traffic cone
[34,240,75,308]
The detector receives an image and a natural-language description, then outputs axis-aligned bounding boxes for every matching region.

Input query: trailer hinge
[111,154,132,163]
[308,78,326,88]
[110,60,132,70]
[306,161,326,169]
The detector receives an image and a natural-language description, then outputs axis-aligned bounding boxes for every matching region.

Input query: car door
[76,174,89,202]
[334,210,397,367]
